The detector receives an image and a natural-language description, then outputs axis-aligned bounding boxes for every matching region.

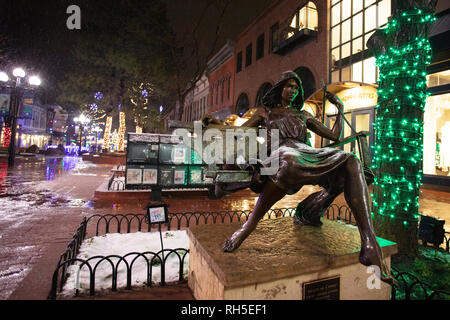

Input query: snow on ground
[60,230,190,297]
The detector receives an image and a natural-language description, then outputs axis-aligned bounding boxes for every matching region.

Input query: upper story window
[330,0,391,84]
[273,2,318,55]
[236,51,243,73]
[226,73,231,100]
[215,81,219,105]
[286,1,318,40]
[256,33,265,60]
[270,23,279,52]
[245,43,253,67]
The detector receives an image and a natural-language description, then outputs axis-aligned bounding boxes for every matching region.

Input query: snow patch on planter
[60,230,190,297]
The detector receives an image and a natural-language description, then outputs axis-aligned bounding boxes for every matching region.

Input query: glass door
[325,108,375,158]
[352,108,375,158]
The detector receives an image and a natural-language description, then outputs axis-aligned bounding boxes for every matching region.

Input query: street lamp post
[0,68,41,167]
[92,126,103,153]
[73,114,90,156]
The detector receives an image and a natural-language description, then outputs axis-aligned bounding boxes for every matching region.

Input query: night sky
[0,0,275,105]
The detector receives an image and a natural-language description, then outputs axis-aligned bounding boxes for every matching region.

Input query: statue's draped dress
[258,107,354,195]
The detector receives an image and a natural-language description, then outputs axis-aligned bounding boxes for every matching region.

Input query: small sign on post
[146,204,169,266]
[147,204,169,225]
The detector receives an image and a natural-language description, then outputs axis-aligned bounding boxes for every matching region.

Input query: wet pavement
[0,155,449,300]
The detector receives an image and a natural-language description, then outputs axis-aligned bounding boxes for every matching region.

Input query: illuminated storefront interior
[424,70,450,176]
[19,133,49,149]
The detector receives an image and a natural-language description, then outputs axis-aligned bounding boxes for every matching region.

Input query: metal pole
[8,87,20,168]
[78,124,83,156]
[159,225,165,285]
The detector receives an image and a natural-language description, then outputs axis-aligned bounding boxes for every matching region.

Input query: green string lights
[370,7,436,225]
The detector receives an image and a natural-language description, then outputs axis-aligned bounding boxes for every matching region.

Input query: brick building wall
[233,0,328,113]
[207,41,236,120]
[208,57,235,116]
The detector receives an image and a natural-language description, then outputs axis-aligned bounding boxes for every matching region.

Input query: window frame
[270,22,279,52]
[256,33,265,60]
[236,51,243,73]
[329,0,389,84]
[245,43,253,67]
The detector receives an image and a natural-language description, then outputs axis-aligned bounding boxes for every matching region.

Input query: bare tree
[162,0,233,120]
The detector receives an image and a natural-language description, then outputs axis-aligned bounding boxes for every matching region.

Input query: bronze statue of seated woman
[204,70,394,285]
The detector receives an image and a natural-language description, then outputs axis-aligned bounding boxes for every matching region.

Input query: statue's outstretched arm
[305,92,343,142]
[241,108,266,128]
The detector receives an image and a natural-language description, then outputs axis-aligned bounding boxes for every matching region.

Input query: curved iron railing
[50,249,189,299]
[108,179,125,191]
[50,205,354,299]
[391,266,450,300]
[49,204,449,300]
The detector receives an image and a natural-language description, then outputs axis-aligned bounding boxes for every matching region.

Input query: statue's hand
[325,91,343,109]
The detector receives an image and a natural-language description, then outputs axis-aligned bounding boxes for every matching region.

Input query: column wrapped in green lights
[367,0,436,256]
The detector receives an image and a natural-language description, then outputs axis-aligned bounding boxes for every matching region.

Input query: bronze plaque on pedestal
[303,277,340,300]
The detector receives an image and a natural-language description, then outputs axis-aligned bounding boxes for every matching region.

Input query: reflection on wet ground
[0,156,97,217]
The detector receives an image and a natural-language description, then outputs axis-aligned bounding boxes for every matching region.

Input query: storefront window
[423,93,450,176]
[427,70,450,87]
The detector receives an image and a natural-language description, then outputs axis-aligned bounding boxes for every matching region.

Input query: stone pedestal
[187,218,397,300]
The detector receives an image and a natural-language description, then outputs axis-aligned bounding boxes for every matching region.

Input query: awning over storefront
[223,82,379,126]
[305,81,378,114]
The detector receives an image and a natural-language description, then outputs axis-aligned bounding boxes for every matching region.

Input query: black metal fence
[391,266,450,300]
[49,205,352,299]
[49,205,450,300]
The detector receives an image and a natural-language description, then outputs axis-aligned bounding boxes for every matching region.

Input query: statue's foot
[222,238,238,252]
[222,230,246,252]
[215,183,231,199]
[359,241,398,287]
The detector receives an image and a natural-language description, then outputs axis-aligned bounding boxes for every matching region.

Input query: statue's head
[262,70,305,109]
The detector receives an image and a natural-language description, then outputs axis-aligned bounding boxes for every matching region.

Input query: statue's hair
[262,70,305,109]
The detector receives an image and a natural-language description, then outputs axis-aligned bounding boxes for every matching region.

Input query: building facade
[230,0,449,183]
[18,100,50,150]
[46,105,69,146]
[182,73,209,123]
[234,0,326,116]
[207,41,236,120]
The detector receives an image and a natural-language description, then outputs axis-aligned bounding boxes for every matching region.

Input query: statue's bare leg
[343,156,394,285]
[222,179,286,252]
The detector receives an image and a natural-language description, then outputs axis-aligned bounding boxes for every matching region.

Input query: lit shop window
[287,1,318,39]
[427,70,450,87]
[330,0,391,84]
[423,93,450,176]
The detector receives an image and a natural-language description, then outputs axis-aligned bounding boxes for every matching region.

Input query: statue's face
[281,79,299,106]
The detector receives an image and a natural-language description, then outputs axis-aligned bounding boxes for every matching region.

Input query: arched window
[287,1,318,39]
[255,82,273,107]
[235,93,250,116]
[294,66,316,100]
